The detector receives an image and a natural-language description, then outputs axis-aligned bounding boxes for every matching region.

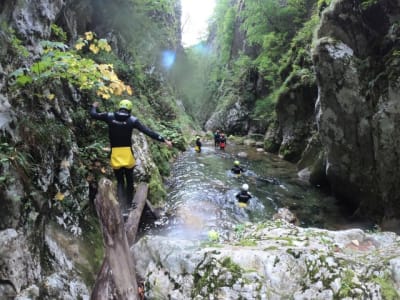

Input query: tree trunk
[91,178,148,300]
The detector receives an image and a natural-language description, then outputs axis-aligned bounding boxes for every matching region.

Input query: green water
[150,142,369,239]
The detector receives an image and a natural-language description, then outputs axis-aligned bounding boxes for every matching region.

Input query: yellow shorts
[110,147,135,169]
[238,202,247,208]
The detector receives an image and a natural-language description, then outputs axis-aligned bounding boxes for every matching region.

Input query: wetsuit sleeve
[90,106,109,121]
[133,118,165,142]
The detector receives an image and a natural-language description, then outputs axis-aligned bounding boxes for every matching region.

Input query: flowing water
[146,142,371,240]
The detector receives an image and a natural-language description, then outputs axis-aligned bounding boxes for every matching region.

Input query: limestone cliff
[312,0,400,223]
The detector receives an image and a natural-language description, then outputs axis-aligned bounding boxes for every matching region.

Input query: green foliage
[317,0,332,14]
[360,0,378,10]
[337,269,358,298]
[253,88,281,118]
[212,0,236,63]
[1,24,30,59]
[0,142,31,187]
[232,53,257,84]
[220,7,236,63]
[195,0,319,124]
[50,24,67,42]
[19,117,71,150]
[372,272,399,300]
[158,122,186,151]
[150,143,171,177]
[148,169,167,205]
[78,141,112,186]
[9,33,132,101]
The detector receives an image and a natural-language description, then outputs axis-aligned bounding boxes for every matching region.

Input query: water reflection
[146,143,367,239]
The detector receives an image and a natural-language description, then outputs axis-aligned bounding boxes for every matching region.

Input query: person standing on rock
[90,99,172,211]
[219,133,226,150]
[214,129,220,148]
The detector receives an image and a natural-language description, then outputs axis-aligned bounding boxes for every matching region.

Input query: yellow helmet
[234,160,240,166]
[118,99,133,111]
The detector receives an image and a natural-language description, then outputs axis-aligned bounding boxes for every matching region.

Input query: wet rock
[14,285,39,300]
[40,273,89,300]
[0,229,40,295]
[243,139,256,146]
[134,222,400,299]
[298,167,311,182]
[237,151,248,158]
[273,207,299,225]
[205,102,250,135]
[313,0,400,219]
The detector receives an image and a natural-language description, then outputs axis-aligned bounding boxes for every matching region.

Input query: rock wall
[312,0,400,222]
[204,0,267,135]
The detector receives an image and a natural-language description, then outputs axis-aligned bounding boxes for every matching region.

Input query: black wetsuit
[90,106,165,208]
[231,165,245,175]
[195,139,202,152]
[214,132,220,147]
[235,191,252,204]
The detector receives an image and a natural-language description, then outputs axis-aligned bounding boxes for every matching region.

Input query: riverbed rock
[273,207,299,225]
[237,151,248,158]
[133,221,400,299]
[243,139,256,146]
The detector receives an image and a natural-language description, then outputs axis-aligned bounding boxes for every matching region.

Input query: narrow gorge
[0,0,400,299]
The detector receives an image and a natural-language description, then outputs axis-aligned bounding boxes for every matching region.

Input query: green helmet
[234,160,240,166]
[118,99,133,111]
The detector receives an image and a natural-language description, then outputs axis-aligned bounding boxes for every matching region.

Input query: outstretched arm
[133,118,172,148]
[90,102,108,121]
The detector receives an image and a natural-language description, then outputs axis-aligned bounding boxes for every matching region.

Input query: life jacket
[110,147,136,169]
[219,137,226,148]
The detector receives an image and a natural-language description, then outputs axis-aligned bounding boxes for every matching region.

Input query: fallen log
[91,178,149,300]
[125,182,149,245]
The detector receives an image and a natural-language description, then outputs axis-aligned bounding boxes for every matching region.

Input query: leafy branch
[8,32,133,100]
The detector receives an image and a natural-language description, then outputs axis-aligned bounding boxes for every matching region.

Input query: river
[145,142,372,240]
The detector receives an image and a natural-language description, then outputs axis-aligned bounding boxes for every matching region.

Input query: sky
[181,0,216,47]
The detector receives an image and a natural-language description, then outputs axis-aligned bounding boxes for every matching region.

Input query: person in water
[90,99,172,211]
[219,133,226,150]
[235,183,252,208]
[195,136,202,153]
[231,160,245,175]
[214,130,220,148]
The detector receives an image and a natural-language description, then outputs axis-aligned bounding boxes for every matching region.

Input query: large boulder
[133,221,400,299]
